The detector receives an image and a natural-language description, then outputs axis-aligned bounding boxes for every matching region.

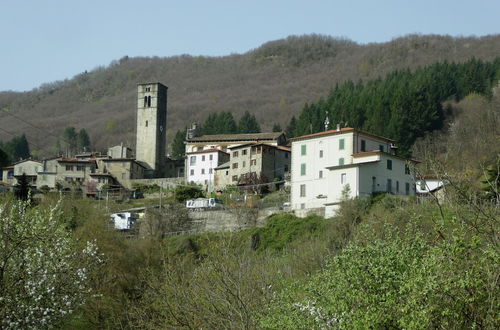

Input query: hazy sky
[1,0,498,92]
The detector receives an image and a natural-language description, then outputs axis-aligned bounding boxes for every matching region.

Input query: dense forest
[287,57,500,155]
[1,34,500,157]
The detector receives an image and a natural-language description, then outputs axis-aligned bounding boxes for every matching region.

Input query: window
[251,159,257,166]
[145,120,148,127]
[233,151,239,157]
[339,158,344,166]
[319,150,323,158]
[197,147,203,151]
[405,164,410,175]
[77,165,84,171]
[420,181,426,190]
[341,173,347,184]
[284,165,289,172]
[65,165,74,171]
[300,203,305,209]
[232,163,238,169]
[301,144,306,156]
[387,159,392,170]
[339,139,345,150]
[319,170,323,178]
[143,96,148,107]
[242,149,247,155]
[201,169,205,174]
[121,173,126,179]
[190,156,196,165]
[145,87,151,92]
[225,170,229,175]
[361,139,366,152]
[7,171,14,179]
[242,161,246,167]
[204,180,208,185]
[396,180,399,193]
[209,168,213,174]
[300,184,306,197]
[379,145,384,152]
[147,95,151,107]
[405,182,410,195]
[202,155,205,161]
[300,163,306,176]
[387,179,392,193]
[190,169,194,176]
[232,175,238,182]
[209,154,213,161]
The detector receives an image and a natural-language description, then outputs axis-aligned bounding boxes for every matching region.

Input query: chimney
[336,124,341,132]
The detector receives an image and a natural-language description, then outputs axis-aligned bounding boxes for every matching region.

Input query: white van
[110,212,139,230]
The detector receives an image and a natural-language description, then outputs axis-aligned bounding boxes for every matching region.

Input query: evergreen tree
[171,129,186,160]
[7,134,30,161]
[201,112,238,135]
[238,111,261,133]
[0,144,10,167]
[77,129,91,152]
[272,123,282,132]
[63,127,78,156]
[285,116,297,138]
[14,173,31,201]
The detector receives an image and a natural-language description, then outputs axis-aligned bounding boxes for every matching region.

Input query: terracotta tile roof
[101,158,136,162]
[187,132,284,143]
[228,142,291,152]
[291,127,395,143]
[186,148,229,155]
[57,158,95,164]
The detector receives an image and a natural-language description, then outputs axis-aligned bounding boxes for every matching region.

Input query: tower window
[147,96,151,107]
[144,96,147,107]
[145,87,151,92]
[145,120,148,127]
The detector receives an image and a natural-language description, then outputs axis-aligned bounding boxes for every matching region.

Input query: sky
[1,0,499,92]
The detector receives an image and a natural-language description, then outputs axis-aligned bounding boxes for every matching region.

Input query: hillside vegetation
[1,34,500,156]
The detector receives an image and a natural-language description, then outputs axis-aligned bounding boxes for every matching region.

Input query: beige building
[185,131,287,154]
[99,158,146,189]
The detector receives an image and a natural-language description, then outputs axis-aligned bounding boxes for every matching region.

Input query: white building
[290,127,416,217]
[186,148,230,190]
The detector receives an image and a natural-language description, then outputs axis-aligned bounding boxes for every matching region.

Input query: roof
[290,127,395,143]
[214,161,230,170]
[101,158,136,162]
[326,160,379,170]
[186,148,229,155]
[12,159,42,166]
[57,158,95,164]
[228,142,291,152]
[90,173,114,177]
[352,150,419,163]
[187,132,284,143]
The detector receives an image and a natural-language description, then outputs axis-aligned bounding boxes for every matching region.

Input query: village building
[98,158,146,189]
[224,143,291,187]
[290,127,416,217]
[186,148,230,190]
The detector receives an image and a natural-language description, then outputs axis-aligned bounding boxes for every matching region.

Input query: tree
[238,111,261,133]
[272,123,282,132]
[174,185,204,203]
[4,134,30,161]
[63,127,77,156]
[170,129,186,160]
[285,116,297,138]
[14,173,31,201]
[77,128,91,152]
[0,146,9,167]
[0,199,101,328]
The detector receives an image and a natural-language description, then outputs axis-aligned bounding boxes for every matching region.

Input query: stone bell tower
[136,82,167,177]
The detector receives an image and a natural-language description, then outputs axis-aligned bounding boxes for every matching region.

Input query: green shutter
[301,163,306,176]
[339,139,345,150]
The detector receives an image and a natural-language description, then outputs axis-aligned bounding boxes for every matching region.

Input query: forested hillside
[1,34,500,157]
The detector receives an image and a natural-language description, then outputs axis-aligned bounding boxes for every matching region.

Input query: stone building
[136,82,168,177]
